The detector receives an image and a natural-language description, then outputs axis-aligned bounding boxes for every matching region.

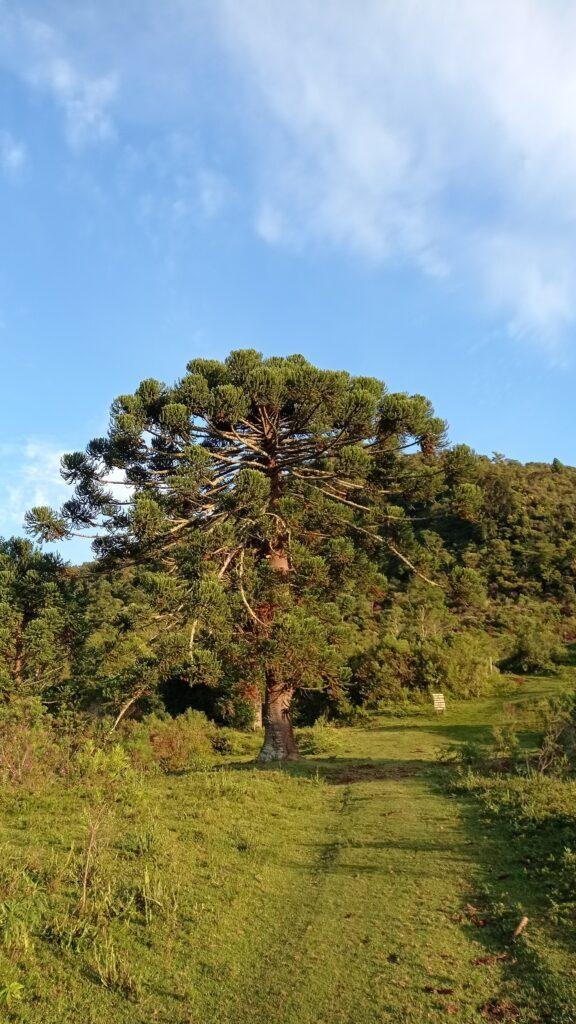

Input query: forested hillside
[1,351,574,758]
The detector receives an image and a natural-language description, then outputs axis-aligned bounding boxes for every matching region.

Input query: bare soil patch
[328,762,422,784]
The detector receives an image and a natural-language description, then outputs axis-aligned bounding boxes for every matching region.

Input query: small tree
[27,350,445,759]
[0,538,71,699]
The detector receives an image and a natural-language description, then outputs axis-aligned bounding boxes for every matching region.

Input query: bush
[500,618,565,675]
[146,711,213,773]
[414,633,498,698]
[332,703,372,727]
[377,698,430,719]
[0,702,218,786]
[550,846,576,920]
[535,696,576,774]
[75,741,135,787]
[210,727,260,758]
[445,694,576,925]
[350,630,498,704]
[214,694,258,731]
[446,696,576,778]
[0,699,68,789]
[295,720,342,756]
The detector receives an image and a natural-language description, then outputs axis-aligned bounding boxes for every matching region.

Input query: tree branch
[237,549,266,626]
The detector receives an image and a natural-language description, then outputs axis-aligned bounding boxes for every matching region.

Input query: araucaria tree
[27,350,445,760]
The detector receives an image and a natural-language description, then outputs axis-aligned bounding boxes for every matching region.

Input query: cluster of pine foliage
[1,351,575,760]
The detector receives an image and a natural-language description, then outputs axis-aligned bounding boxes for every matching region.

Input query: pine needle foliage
[25,350,445,758]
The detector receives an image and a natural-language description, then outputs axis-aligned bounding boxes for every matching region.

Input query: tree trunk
[258,469,295,759]
[257,675,298,761]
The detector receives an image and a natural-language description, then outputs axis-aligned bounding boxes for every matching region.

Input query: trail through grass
[1,677,574,1023]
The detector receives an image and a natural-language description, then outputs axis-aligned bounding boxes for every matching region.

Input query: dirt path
[213,714,525,1024]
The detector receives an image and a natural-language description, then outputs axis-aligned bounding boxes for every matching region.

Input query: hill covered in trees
[1,351,575,760]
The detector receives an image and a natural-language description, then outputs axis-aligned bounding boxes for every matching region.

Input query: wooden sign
[432,692,446,712]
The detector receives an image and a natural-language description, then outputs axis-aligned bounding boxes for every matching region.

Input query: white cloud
[197,168,230,218]
[3,1,576,343]
[0,129,25,174]
[121,134,232,243]
[35,55,118,147]
[0,440,133,563]
[255,202,287,246]
[477,231,576,349]
[0,441,68,535]
[0,7,117,147]
[211,0,576,343]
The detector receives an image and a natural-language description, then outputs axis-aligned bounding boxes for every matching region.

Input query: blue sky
[1,0,575,560]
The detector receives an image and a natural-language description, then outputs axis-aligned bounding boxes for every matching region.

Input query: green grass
[0,675,575,1023]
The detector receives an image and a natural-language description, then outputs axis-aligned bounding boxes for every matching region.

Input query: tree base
[258,681,299,762]
[257,745,299,763]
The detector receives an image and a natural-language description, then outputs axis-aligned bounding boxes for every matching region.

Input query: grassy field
[1,677,575,1023]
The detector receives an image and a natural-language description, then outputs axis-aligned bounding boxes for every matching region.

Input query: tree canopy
[6,349,572,761]
[25,350,446,758]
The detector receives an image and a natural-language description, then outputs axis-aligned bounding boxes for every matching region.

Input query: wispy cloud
[0,440,132,562]
[197,168,231,219]
[0,6,117,147]
[36,55,117,148]
[3,1,576,345]
[0,441,68,535]
[212,0,576,344]
[0,129,25,174]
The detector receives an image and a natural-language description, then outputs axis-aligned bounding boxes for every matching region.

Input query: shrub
[210,727,259,757]
[332,702,372,727]
[500,619,565,675]
[550,846,576,920]
[0,981,24,1009]
[214,694,258,731]
[75,742,135,786]
[0,699,64,789]
[350,630,497,704]
[535,696,576,775]
[147,711,213,773]
[377,698,430,719]
[296,720,342,756]
[92,935,141,1001]
[446,698,576,778]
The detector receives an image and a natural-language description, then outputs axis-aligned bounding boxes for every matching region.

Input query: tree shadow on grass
[371,720,497,745]
[223,740,576,1019]
[221,718,503,780]
[427,769,576,1021]
[290,831,482,873]
[220,754,439,785]
[273,762,576,1018]
[221,715,504,782]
